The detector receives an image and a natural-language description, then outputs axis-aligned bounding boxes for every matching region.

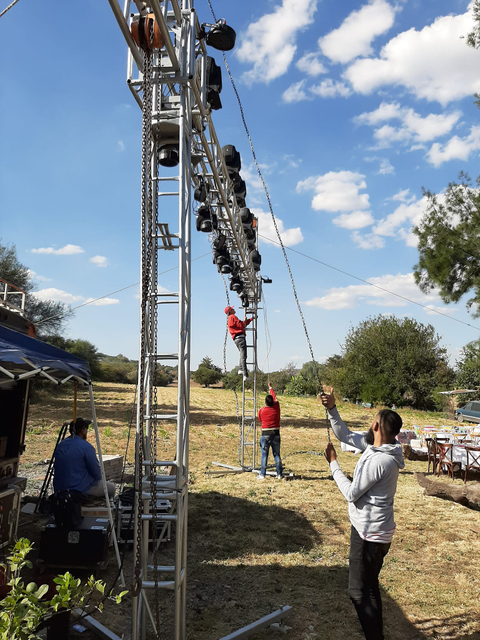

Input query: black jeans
[348,526,391,640]
[234,335,247,374]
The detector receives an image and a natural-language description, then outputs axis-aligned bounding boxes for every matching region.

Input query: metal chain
[133,46,153,599]
[150,29,160,631]
[206,0,330,441]
[0,0,20,19]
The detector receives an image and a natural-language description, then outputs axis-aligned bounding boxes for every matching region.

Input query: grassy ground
[21,383,480,640]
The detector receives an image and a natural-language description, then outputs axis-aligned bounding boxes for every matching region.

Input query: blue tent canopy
[0,325,91,383]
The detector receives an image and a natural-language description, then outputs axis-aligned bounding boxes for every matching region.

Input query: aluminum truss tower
[107,2,262,638]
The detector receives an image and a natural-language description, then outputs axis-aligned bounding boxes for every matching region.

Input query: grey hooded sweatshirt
[328,406,405,534]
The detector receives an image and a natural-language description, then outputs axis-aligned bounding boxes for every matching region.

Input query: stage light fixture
[196,204,217,233]
[200,19,237,52]
[158,144,179,167]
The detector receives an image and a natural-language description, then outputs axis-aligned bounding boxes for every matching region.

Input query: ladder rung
[141,514,177,521]
[146,353,178,360]
[143,460,177,467]
[148,565,175,572]
[144,414,178,421]
[158,192,180,196]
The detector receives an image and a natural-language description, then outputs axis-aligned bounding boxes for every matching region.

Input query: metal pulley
[131,13,164,51]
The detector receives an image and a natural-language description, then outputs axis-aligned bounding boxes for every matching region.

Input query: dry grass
[24,383,480,640]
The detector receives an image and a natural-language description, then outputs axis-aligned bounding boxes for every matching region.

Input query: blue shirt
[53,435,102,493]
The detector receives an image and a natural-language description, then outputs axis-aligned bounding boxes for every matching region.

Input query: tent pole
[73,381,77,421]
[88,382,125,585]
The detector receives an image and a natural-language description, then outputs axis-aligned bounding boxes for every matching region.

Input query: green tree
[456,339,480,401]
[192,356,222,387]
[268,363,297,393]
[46,336,102,379]
[336,315,453,409]
[0,242,72,338]
[413,174,480,316]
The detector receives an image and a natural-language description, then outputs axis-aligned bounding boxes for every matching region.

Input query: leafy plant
[0,538,127,640]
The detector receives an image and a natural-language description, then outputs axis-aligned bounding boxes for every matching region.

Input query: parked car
[455,401,480,423]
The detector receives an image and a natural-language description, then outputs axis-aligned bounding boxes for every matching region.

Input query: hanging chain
[133,47,153,598]
[206,0,330,442]
[150,34,160,632]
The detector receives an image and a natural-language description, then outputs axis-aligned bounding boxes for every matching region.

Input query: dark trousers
[348,526,391,640]
[234,335,247,374]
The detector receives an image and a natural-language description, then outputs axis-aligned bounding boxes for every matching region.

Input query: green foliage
[455,339,480,403]
[466,0,480,49]
[333,315,453,409]
[46,336,102,380]
[268,363,298,393]
[0,538,127,640]
[192,357,222,387]
[283,361,322,397]
[413,174,480,316]
[0,242,72,338]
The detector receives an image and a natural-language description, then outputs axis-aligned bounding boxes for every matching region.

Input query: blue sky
[1,0,480,373]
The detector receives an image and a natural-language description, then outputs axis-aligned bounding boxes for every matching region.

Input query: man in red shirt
[257,383,282,480]
[225,306,254,381]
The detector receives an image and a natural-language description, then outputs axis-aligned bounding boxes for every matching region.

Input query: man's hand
[324,442,337,464]
[320,388,336,410]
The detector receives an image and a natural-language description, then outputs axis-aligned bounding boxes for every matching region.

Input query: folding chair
[464,446,480,484]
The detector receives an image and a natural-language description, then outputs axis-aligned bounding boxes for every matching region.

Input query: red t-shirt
[258,388,280,430]
[228,314,252,339]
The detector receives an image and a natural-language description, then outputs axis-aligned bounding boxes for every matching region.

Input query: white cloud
[253,208,304,247]
[373,197,427,238]
[343,7,478,104]
[85,297,120,306]
[27,269,51,282]
[90,255,109,268]
[378,158,395,175]
[426,125,480,167]
[351,231,385,250]
[305,272,442,310]
[319,0,397,64]
[116,141,125,152]
[424,304,457,316]
[309,79,352,98]
[236,0,318,83]
[283,154,302,169]
[274,310,281,313]
[354,102,403,125]
[296,52,327,76]
[35,288,120,307]
[31,244,84,255]
[365,156,395,175]
[388,188,416,204]
[35,288,83,304]
[282,79,311,103]
[297,170,370,212]
[355,102,462,149]
[333,211,375,229]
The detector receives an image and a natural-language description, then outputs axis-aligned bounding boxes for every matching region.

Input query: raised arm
[321,390,367,451]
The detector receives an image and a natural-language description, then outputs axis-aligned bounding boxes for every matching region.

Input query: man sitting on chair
[54,417,115,499]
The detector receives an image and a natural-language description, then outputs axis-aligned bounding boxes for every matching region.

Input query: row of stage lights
[132,11,260,308]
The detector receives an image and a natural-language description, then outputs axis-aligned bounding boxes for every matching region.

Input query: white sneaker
[257,474,265,481]
[277,474,283,480]
[243,373,250,381]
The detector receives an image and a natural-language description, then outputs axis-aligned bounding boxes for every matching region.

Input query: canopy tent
[0,324,124,581]
[0,325,90,385]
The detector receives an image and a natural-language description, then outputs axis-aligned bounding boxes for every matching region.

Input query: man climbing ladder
[225,305,255,381]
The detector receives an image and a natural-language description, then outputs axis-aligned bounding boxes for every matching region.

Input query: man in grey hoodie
[321,389,404,640]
